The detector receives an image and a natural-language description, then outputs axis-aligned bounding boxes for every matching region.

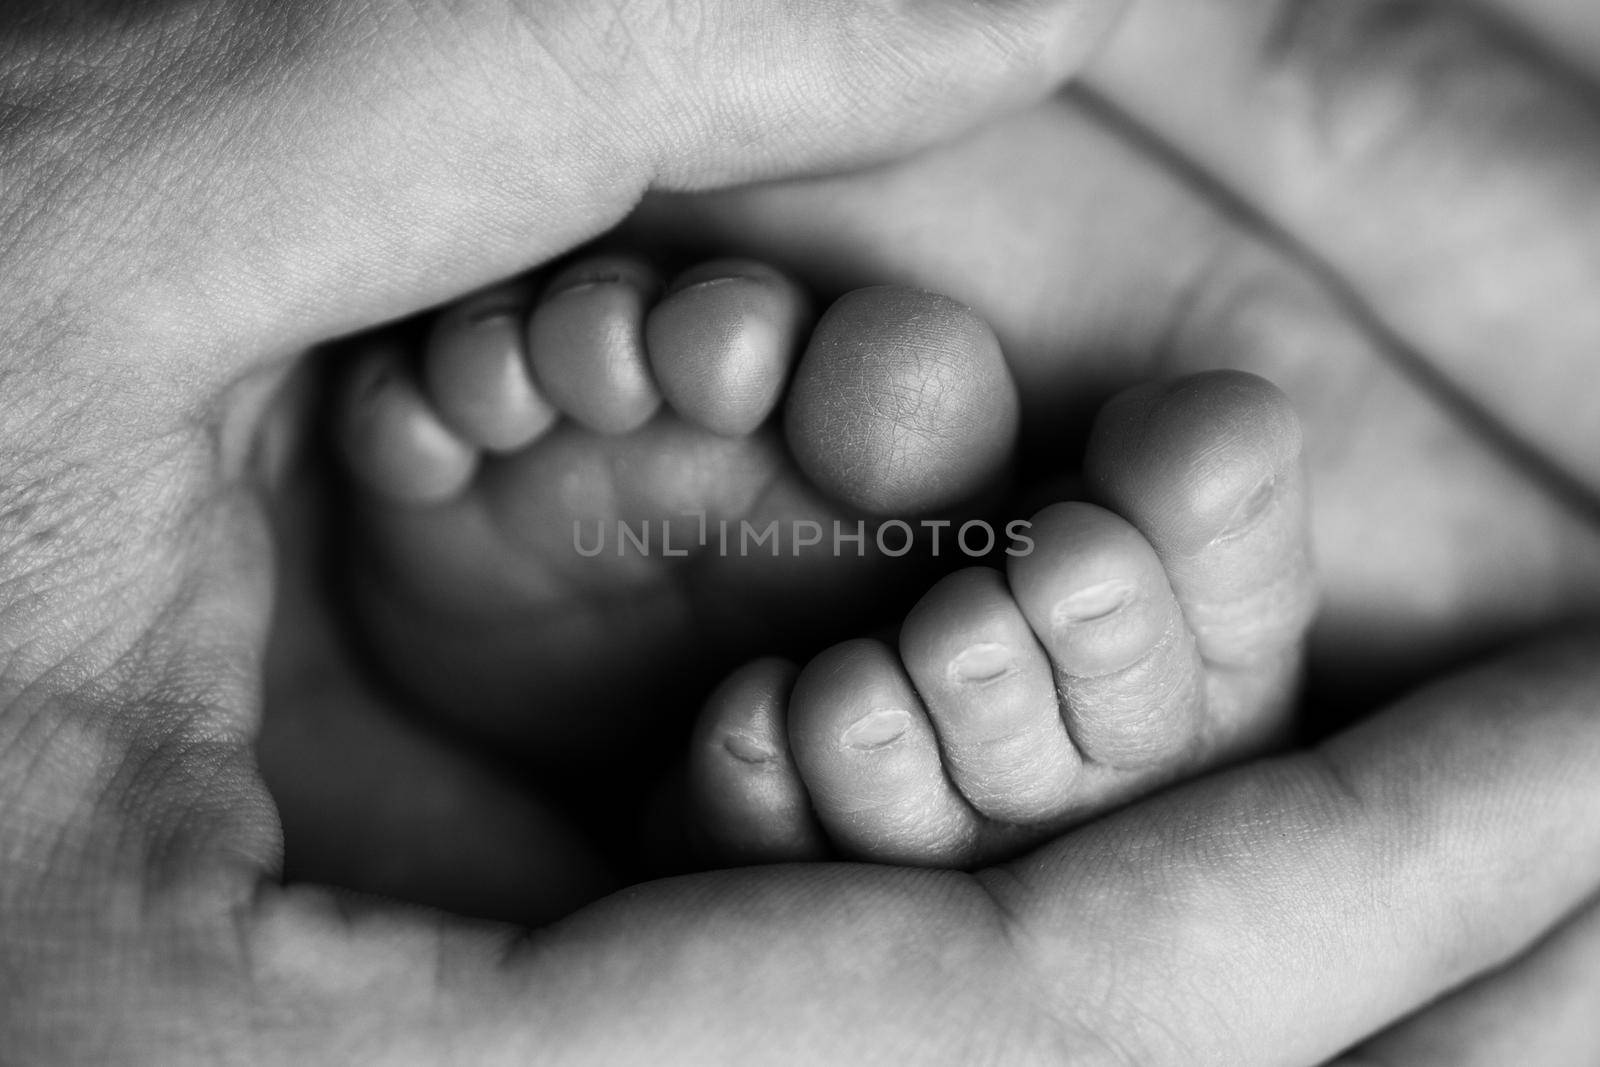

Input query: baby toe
[527,253,663,434]
[1008,502,1205,771]
[785,287,1018,517]
[687,658,828,866]
[337,340,477,505]
[647,258,810,437]
[424,280,558,451]
[787,638,985,867]
[1086,370,1315,748]
[898,567,1081,825]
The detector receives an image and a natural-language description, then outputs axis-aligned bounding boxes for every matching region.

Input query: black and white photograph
[4,0,1600,1062]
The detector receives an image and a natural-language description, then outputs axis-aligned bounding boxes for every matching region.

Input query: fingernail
[841,708,911,750]
[948,642,1013,685]
[723,733,777,764]
[1054,579,1135,626]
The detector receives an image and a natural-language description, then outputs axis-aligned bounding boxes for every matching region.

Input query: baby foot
[688,371,1317,867]
[333,253,1019,762]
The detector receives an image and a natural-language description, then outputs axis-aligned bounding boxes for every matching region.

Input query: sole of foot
[333,252,1020,767]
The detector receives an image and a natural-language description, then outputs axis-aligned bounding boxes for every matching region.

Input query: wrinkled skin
[5,0,1600,1063]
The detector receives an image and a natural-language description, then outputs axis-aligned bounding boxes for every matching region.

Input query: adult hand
[624,0,1600,1058]
[6,1,1598,1065]
[0,0,1128,1057]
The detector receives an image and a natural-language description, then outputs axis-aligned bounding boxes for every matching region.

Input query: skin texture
[785,286,1020,515]
[637,1,1600,693]
[4,2,1600,1064]
[331,278,1015,776]
[689,371,1317,870]
[627,1,1600,1056]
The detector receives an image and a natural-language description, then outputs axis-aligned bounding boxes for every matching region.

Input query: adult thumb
[7,0,1123,370]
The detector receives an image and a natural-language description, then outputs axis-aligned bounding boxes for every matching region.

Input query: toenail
[948,643,1013,685]
[840,709,911,750]
[1214,477,1277,543]
[463,304,522,327]
[667,259,780,295]
[667,275,743,297]
[723,733,777,764]
[546,262,654,297]
[545,277,616,298]
[1053,580,1136,626]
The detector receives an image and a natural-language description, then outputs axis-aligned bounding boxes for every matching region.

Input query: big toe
[785,286,1019,517]
[1085,370,1316,747]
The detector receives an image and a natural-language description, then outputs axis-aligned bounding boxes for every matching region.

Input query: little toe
[687,659,828,866]
[898,568,1081,825]
[646,259,810,437]
[337,341,477,505]
[424,281,558,451]
[787,639,985,867]
[1007,502,1204,770]
[785,287,1019,517]
[1085,371,1315,745]
[527,254,662,434]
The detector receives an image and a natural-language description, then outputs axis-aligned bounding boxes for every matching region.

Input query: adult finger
[1328,893,1600,1066]
[1085,0,1600,500]
[447,631,1600,1065]
[1,0,1123,390]
[977,631,1600,1065]
[36,630,1594,1063]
